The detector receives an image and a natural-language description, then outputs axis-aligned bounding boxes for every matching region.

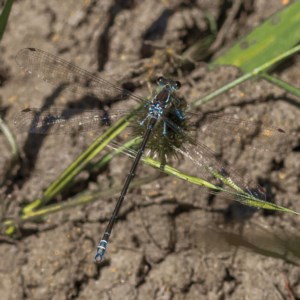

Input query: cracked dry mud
[0,1,300,299]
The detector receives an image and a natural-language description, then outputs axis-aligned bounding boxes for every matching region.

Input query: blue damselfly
[14,48,288,262]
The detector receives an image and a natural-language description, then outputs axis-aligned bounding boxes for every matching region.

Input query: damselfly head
[132,81,189,164]
[156,76,181,91]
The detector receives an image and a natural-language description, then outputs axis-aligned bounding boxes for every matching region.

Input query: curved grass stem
[192,44,300,107]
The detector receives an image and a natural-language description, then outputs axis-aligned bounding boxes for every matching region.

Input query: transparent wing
[185,111,289,152]
[91,110,289,208]
[106,111,288,206]
[173,138,267,203]
[163,116,287,205]
[15,48,145,103]
[13,107,140,134]
[108,135,267,206]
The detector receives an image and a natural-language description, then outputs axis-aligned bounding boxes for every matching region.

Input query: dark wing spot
[21,108,32,112]
[220,167,230,177]
[277,128,285,133]
[249,186,267,201]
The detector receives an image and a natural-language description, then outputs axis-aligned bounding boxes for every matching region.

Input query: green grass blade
[22,106,142,214]
[213,1,300,72]
[5,136,142,234]
[0,116,20,187]
[113,141,299,215]
[0,0,14,41]
[3,175,157,235]
[0,117,19,160]
[192,44,300,106]
[140,155,299,215]
[88,136,141,172]
[261,73,300,98]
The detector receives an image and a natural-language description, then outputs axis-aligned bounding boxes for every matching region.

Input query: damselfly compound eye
[157,76,165,85]
[174,81,181,90]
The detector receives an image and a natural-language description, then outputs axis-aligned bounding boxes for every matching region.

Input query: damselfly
[14,48,288,262]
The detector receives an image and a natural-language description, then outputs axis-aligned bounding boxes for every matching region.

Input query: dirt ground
[0,1,300,299]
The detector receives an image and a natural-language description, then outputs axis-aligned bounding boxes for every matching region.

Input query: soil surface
[0,1,300,299]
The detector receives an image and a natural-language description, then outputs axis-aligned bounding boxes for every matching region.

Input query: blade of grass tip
[0,0,14,41]
[139,155,300,215]
[0,117,19,161]
[22,106,142,215]
[192,44,300,107]
[107,139,220,190]
[4,136,138,234]
[23,116,130,213]
[106,133,300,216]
[261,73,300,99]
[2,174,159,235]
